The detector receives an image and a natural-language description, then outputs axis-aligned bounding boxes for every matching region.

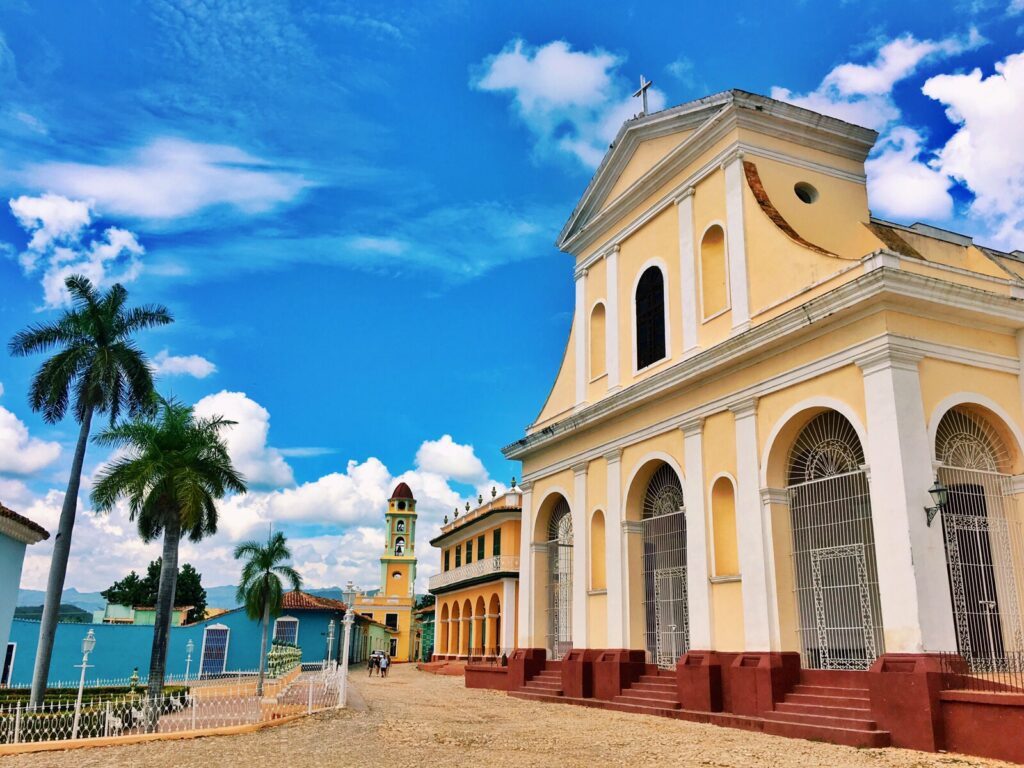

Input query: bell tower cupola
[382,482,417,597]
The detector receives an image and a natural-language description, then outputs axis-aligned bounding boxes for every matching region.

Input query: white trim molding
[723,154,750,332]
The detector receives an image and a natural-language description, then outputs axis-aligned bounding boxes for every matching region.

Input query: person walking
[380,654,390,678]
[367,654,376,677]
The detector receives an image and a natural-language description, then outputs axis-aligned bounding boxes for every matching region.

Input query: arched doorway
[787,411,883,670]
[936,407,1024,669]
[642,464,688,668]
[547,498,573,660]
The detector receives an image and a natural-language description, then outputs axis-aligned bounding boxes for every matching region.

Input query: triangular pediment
[556,90,878,254]
[556,91,736,251]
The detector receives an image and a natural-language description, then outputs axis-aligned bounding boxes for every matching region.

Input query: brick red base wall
[465,664,509,691]
[941,691,1024,764]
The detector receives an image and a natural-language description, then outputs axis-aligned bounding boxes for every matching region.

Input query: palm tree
[234,532,302,697]
[91,397,246,713]
[8,275,172,706]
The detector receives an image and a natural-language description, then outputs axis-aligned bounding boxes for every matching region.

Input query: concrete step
[638,675,676,685]
[509,690,563,702]
[524,681,562,691]
[607,699,681,716]
[785,692,870,708]
[764,710,879,730]
[763,719,891,749]
[630,684,679,696]
[613,694,681,709]
[791,684,870,699]
[775,701,873,719]
[614,692,679,704]
[535,671,561,679]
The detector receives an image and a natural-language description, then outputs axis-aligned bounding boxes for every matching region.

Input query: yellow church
[497,89,1024,759]
[353,483,419,662]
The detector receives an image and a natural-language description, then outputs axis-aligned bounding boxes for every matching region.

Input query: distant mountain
[17,588,106,613]
[15,604,92,623]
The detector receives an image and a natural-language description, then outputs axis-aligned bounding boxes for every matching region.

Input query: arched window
[935,407,1023,667]
[394,536,405,556]
[396,519,405,533]
[641,464,687,668]
[635,266,666,370]
[273,616,299,645]
[711,476,739,576]
[547,498,573,660]
[700,225,728,319]
[590,510,606,590]
[787,411,883,670]
[200,625,230,677]
[590,303,606,379]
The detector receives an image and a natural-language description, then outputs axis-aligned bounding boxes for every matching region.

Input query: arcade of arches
[513,396,1024,674]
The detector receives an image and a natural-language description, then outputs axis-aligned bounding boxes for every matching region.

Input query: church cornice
[505,265,1024,466]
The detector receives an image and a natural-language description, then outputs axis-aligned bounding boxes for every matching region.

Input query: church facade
[501,90,1024,759]
[353,483,419,662]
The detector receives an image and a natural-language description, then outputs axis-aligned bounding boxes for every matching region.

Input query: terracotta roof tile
[0,502,49,541]
[280,590,348,612]
[390,482,414,500]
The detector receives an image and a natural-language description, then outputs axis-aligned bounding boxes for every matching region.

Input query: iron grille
[546,499,573,660]
[642,465,688,669]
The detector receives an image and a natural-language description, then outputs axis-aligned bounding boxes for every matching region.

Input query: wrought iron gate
[546,499,573,661]
[642,465,688,669]
[787,412,884,671]
[937,408,1024,672]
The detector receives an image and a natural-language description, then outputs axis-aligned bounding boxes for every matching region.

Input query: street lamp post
[336,608,355,708]
[71,629,96,740]
[325,619,335,668]
[185,639,195,681]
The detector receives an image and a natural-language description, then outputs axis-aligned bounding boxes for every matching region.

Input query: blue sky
[1,0,1022,597]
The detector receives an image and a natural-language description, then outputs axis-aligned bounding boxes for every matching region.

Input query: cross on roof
[633,75,653,116]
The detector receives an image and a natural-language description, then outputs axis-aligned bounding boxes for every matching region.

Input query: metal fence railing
[0,665,345,746]
[938,651,1024,693]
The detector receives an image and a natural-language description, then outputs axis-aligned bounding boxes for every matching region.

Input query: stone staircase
[762,670,891,747]
[510,663,564,700]
[610,670,681,715]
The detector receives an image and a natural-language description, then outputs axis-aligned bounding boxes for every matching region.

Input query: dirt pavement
[3,664,1014,768]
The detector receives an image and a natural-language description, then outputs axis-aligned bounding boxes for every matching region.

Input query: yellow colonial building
[503,88,1024,684]
[429,488,521,659]
[353,483,419,661]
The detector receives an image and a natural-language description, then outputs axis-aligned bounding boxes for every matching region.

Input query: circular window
[392,571,402,579]
[794,182,819,204]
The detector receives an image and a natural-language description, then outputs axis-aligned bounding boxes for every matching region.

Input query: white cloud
[17,432,503,595]
[415,434,488,484]
[771,30,984,131]
[10,194,146,308]
[1010,0,1024,14]
[865,127,953,220]
[665,56,696,86]
[21,138,310,221]
[348,235,407,256]
[0,404,62,475]
[193,391,294,488]
[922,51,1024,249]
[9,193,91,259]
[473,39,666,168]
[152,349,217,379]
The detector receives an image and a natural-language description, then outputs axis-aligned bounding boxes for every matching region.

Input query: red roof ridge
[0,501,49,541]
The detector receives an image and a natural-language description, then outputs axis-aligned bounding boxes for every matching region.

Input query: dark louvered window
[455,547,461,568]
[444,550,450,571]
[636,266,666,369]
[493,529,501,556]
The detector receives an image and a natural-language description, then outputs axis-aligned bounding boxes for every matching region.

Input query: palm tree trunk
[256,596,270,698]
[146,515,181,728]
[29,409,93,708]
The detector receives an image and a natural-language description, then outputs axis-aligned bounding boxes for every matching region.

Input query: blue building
[0,502,49,686]
[5,590,368,686]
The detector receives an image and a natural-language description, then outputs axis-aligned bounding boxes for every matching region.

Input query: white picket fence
[0,665,345,746]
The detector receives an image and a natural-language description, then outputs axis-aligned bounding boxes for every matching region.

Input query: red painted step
[785,692,870,708]
[774,701,874,719]
[763,719,890,748]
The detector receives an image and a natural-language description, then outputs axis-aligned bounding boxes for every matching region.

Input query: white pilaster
[732,398,773,649]
[604,449,627,647]
[681,417,712,649]
[572,462,589,648]
[606,246,621,391]
[723,155,750,332]
[676,188,699,355]
[501,577,517,653]
[857,348,957,652]
[1017,330,1024,416]
[517,482,534,648]
[575,268,588,408]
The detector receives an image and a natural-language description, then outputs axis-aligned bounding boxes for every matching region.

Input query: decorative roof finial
[443,514,448,524]
[465,501,471,512]
[453,506,459,518]
[511,476,517,490]
[478,493,483,505]
[491,486,497,498]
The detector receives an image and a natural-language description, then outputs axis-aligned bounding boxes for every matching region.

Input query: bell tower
[382,482,417,598]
